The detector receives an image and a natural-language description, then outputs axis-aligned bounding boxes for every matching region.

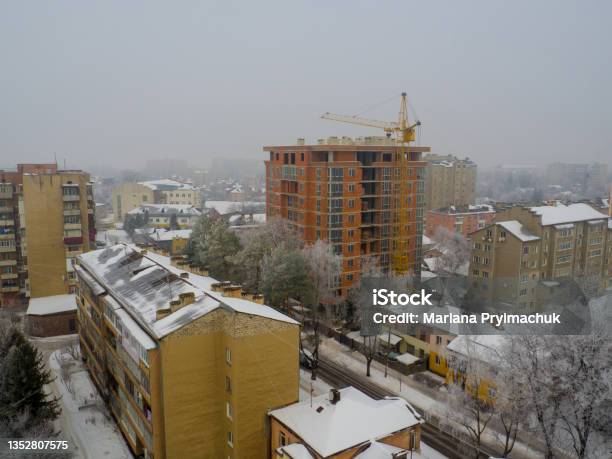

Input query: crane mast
[321,93,420,275]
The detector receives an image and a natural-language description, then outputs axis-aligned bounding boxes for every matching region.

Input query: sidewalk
[318,338,545,459]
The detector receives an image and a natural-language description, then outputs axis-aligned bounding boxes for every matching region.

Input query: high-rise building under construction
[264,137,429,296]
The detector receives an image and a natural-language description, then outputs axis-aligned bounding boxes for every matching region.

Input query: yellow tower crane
[321,92,421,274]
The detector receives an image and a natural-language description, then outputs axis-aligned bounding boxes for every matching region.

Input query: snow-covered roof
[27,294,76,316]
[127,204,201,216]
[396,353,420,365]
[138,179,194,191]
[151,229,192,241]
[446,335,507,366]
[528,203,607,226]
[423,257,469,277]
[269,387,421,457]
[497,220,540,242]
[76,244,297,341]
[204,200,265,215]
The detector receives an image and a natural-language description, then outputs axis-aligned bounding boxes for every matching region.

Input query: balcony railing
[0,259,17,267]
[62,194,80,202]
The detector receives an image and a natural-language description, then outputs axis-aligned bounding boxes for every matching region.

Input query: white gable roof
[497,220,540,242]
[270,387,421,457]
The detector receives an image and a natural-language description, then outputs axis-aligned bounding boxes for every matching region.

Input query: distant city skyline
[1,1,611,170]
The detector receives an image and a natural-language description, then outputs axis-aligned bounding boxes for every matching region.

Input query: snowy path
[48,349,132,459]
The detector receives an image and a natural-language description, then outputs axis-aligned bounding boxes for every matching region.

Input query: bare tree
[363,334,378,377]
[300,240,342,380]
[442,336,496,459]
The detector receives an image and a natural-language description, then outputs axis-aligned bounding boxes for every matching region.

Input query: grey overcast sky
[0,0,610,171]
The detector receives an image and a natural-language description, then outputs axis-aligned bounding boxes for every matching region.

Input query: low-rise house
[269,387,426,458]
[148,229,191,255]
[26,294,77,337]
[425,205,496,239]
[127,204,201,229]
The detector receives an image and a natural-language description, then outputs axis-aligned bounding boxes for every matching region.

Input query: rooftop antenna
[63,158,67,170]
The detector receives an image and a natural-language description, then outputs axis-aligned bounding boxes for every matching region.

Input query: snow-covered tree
[299,240,342,379]
[188,216,241,281]
[260,247,313,309]
[231,218,302,292]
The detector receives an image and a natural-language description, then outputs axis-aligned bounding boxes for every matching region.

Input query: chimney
[296,137,305,146]
[180,272,189,279]
[178,291,195,306]
[156,306,172,321]
[169,299,182,313]
[329,389,341,405]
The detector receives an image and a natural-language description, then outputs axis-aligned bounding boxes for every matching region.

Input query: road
[316,359,497,459]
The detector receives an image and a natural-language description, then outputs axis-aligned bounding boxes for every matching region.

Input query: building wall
[425,209,495,238]
[161,310,299,459]
[160,189,199,207]
[264,144,429,294]
[27,311,77,337]
[112,183,155,221]
[424,155,477,211]
[23,172,93,298]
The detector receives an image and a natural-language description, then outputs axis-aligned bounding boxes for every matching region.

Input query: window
[279,431,288,447]
[436,336,442,345]
[472,269,479,276]
[557,255,571,264]
[348,214,355,224]
[558,241,572,250]
[226,402,233,419]
[225,376,231,393]
[225,348,232,365]
[482,271,489,279]
[521,274,528,283]
[348,184,355,192]
[523,246,529,254]
[348,244,354,253]
[348,199,355,209]
[227,431,233,447]
[435,355,441,365]
[590,249,602,257]
[519,289,528,296]
[348,168,355,177]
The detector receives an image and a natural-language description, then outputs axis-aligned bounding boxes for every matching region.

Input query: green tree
[0,330,60,428]
[231,218,303,292]
[261,247,313,308]
[190,216,241,280]
[169,213,180,231]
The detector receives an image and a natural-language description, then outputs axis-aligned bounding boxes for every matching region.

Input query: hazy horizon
[1,1,611,172]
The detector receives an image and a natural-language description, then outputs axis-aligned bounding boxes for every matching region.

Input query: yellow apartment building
[112,179,200,221]
[75,243,299,459]
[1,164,94,306]
[468,203,612,310]
[127,204,202,229]
[23,171,95,298]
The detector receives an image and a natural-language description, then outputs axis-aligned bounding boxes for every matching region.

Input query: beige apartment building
[112,179,200,221]
[424,154,477,211]
[75,244,299,459]
[0,164,94,306]
[468,203,612,310]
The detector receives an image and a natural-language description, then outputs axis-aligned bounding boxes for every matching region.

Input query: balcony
[64,236,83,245]
[0,206,13,213]
[1,285,19,293]
[0,244,16,253]
[66,250,83,258]
[0,273,18,280]
[0,259,17,267]
[0,219,15,227]
[64,223,82,231]
[62,194,80,202]
[63,208,81,216]
[0,190,13,199]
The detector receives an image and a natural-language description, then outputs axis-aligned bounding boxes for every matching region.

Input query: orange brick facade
[264,144,429,295]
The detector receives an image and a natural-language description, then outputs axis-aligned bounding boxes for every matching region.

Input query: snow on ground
[319,338,544,459]
[96,229,131,245]
[299,368,332,401]
[49,349,132,459]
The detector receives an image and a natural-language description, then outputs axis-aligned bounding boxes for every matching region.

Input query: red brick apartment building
[264,138,429,295]
[425,204,496,239]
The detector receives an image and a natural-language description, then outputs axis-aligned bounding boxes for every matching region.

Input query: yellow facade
[76,248,299,459]
[112,183,155,221]
[23,172,93,298]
